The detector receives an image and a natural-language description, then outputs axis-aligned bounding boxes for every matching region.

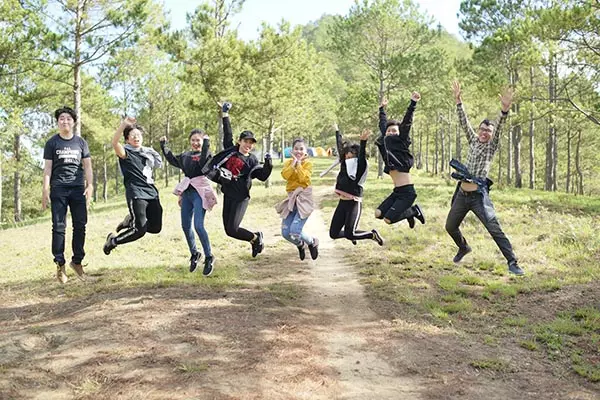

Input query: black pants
[50,186,87,265]
[115,198,163,245]
[329,199,373,241]
[376,184,417,223]
[445,189,517,264]
[222,195,254,242]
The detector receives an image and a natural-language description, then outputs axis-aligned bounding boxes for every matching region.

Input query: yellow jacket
[281,159,312,192]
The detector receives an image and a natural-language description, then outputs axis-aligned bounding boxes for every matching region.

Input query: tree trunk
[73,0,83,136]
[217,109,224,152]
[0,154,3,223]
[93,169,98,202]
[514,123,523,188]
[377,79,384,178]
[440,124,445,174]
[529,66,535,189]
[115,158,120,195]
[13,133,22,223]
[497,135,502,184]
[417,125,423,169]
[265,119,275,188]
[566,131,572,193]
[425,126,430,173]
[545,56,557,191]
[164,116,170,187]
[102,144,108,201]
[507,123,512,185]
[575,130,583,195]
[434,128,439,175]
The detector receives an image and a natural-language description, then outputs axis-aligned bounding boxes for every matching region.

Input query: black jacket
[375,99,416,173]
[160,138,212,178]
[204,115,272,200]
[334,128,367,198]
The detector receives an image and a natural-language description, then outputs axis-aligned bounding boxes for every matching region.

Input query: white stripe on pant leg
[117,199,139,242]
[352,201,371,239]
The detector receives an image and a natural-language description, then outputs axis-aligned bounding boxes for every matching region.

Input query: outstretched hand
[360,128,371,141]
[451,80,462,104]
[411,91,421,102]
[119,116,136,130]
[159,135,167,144]
[380,97,388,108]
[499,87,514,113]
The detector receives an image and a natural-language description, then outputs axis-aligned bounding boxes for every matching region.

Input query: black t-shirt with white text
[43,134,91,188]
[119,148,159,201]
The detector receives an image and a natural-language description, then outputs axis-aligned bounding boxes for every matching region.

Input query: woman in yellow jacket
[275,138,319,260]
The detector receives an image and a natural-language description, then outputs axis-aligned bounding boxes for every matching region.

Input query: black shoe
[414,204,425,225]
[116,214,132,232]
[371,229,384,246]
[190,252,201,273]
[453,245,472,263]
[407,217,415,229]
[308,238,319,260]
[508,261,525,276]
[103,233,116,255]
[297,244,306,261]
[203,256,214,276]
[351,240,357,245]
[251,232,264,258]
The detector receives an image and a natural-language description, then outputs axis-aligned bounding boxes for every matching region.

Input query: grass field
[1,156,599,398]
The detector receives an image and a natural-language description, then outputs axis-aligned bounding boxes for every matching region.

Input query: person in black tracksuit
[103,117,163,255]
[329,125,383,246]
[204,102,273,257]
[374,93,425,228]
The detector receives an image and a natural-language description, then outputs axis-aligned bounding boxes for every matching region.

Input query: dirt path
[296,192,425,399]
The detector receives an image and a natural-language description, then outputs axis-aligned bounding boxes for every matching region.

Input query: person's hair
[189,128,205,139]
[385,119,401,130]
[479,119,495,128]
[123,124,145,141]
[54,106,77,122]
[342,141,360,157]
[292,138,306,148]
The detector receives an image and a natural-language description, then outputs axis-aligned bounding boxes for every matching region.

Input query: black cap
[238,130,257,143]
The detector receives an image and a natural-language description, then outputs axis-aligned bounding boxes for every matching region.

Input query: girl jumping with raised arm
[329,125,384,246]
[204,102,273,258]
[160,129,217,275]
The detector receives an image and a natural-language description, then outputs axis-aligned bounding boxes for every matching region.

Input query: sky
[163,0,464,41]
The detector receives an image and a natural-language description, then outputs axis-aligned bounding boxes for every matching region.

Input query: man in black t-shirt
[103,117,163,255]
[42,106,93,284]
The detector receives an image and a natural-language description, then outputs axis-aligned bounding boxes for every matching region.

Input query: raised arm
[452,81,476,144]
[399,92,420,137]
[112,117,135,159]
[159,136,181,169]
[378,98,388,136]
[356,129,370,179]
[200,137,211,164]
[334,123,345,165]
[220,102,234,149]
[491,87,514,148]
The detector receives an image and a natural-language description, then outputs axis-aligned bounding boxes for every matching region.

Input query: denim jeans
[50,186,87,265]
[282,207,313,246]
[181,189,212,257]
[445,188,517,264]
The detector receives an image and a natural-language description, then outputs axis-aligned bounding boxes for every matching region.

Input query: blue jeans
[181,189,212,257]
[281,208,313,246]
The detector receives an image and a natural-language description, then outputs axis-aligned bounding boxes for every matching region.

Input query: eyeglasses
[479,127,493,134]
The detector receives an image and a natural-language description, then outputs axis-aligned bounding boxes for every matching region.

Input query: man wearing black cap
[204,102,272,257]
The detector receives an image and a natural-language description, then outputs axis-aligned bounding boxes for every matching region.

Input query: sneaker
[189,252,201,273]
[103,233,117,255]
[203,256,215,276]
[414,204,425,225]
[407,217,416,229]
[297,243,306,261]
[453,245,472,263]
[371,229,384,246]
[56,262,68,284]
[116,214,132,232]
[508,262,525,276]
[308,238,319,260]
[351,240,357,245]
[251,232,264,258]
[69,261,85,281]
